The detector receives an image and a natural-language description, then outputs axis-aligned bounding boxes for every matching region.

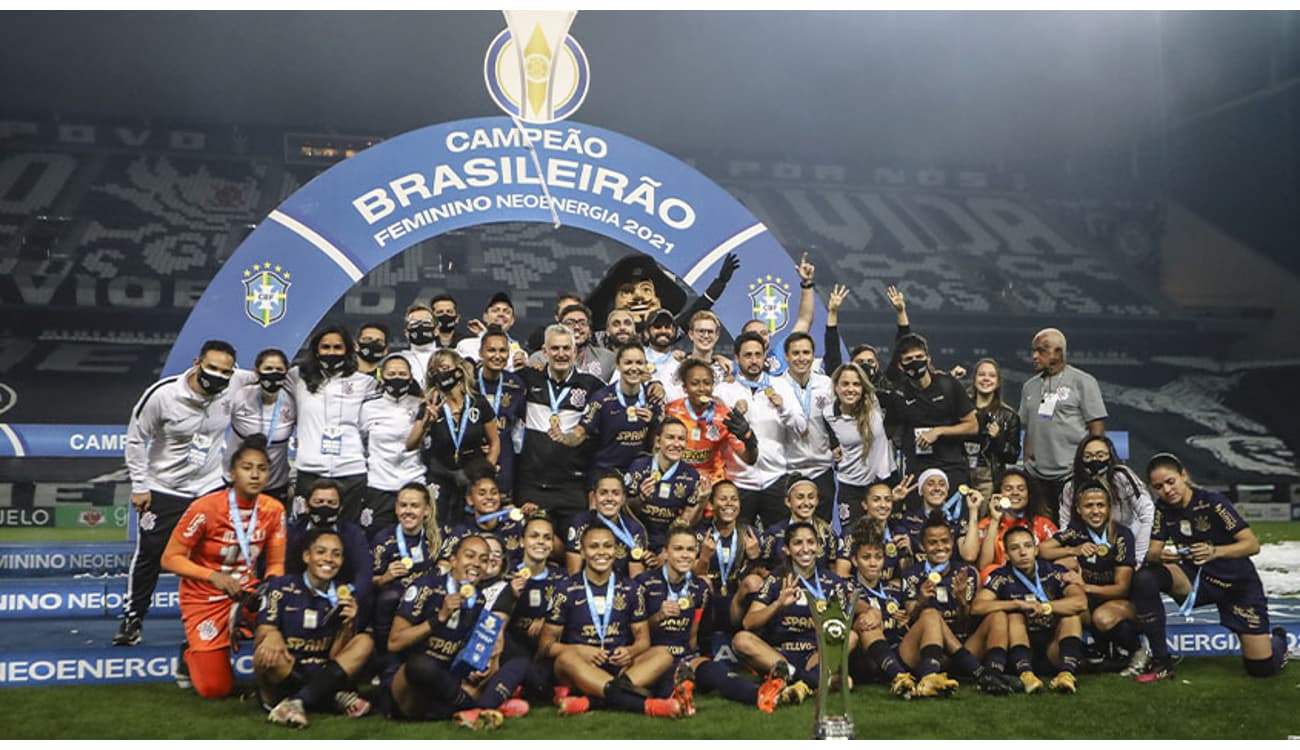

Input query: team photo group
[119,250,1290,731]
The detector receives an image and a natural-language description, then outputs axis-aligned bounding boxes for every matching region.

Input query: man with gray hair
[516,323,605,530]
[1019,328,1107,524]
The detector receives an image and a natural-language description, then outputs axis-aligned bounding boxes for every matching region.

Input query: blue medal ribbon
[1011,563,1050,602]
[923,558,950,579]
[302,572,338,608]
[446,573,477,608]
[858,575,894,608]
[791,377,813,419]
[597,513,639,552]
[616,384,647,410]
[1179,567,1202,617]
[652,458,681,491]
[226,489,259,567]
[1086,525,1109,548]
[476,508,516,525]
[546,378,572,418]
[517,562,549,581]
[942,491,964,522]
[662,567,693,608]
[683,398,715,427]
[797,569,826,604]
[261,393,282,442]
[738,373,772,391]
[712,528,738,591]
[646,347,673,369]
[583,571,616,646]
[478,370,504,413]
[396,527,424,564]
[442,402,472,455]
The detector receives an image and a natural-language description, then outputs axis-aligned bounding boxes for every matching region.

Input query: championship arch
[163,116,830,375]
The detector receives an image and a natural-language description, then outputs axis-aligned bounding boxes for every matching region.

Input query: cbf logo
[242,262,291,328]
[748,275,791,334]
[483,10,589,125]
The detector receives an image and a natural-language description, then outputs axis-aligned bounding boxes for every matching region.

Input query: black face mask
[258,370,286,394]
[196,368,230,396]
[408,325,436,346]
[1084,458,1110,476]
[901,359,928,380]
[859,362,880,382]
[433,370,460,392]
[384,377,411,399]
[435,314,457,332]
[318,353,347,373]
[357,341,386,363]
[308,506,339,527]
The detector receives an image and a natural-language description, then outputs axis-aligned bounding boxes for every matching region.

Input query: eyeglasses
[692,328,718,336]
[561,318,589,328]
[1083,452,1111,461]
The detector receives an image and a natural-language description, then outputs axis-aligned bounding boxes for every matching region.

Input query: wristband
[800,281,814,289]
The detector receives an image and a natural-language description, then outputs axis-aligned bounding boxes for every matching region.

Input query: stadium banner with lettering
[0,424,128,458]
[0,543,132,576]
[164,116,830,375]
[0,649,252,687]
[0,577,179,620]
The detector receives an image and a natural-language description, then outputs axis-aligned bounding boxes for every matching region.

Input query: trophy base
[814,715,856,741]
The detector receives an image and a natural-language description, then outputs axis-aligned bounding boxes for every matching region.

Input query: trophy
[808,590,857,740]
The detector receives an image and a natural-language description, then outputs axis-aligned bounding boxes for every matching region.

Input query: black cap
[486,291,514,310]
[584,252,688,325]
[646,308,674,327]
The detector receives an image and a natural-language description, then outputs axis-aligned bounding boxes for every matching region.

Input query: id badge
[935,587,949,604]
[321,426,343,455]
[658,482,672,500]
[1037,394,1058,419]
[186,433,212,466]
[690,427,701,441]
[1179,519,1192,537]
[796,590,808,607]
[594,596,608,617]
[529,588,541,608]
[303,609,318,630]
[720,547,732,563]
[411,547,425,563]
[913,427,933,456]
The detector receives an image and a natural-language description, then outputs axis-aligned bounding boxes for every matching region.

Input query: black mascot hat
[584,252,688,326]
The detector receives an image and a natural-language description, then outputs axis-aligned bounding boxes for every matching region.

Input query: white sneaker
[1119,647,1151,678]
[334,690,371,718]
[267,698,309,728]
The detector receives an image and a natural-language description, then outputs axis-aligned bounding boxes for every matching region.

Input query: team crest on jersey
[242,262,291,328]
[198,619,219,642]
[1194,515,1211,533]
[613,592,627,610]
[673,482,689,499]
[570,388,587,408]
[139,511,157,532]
[360,507,374,528]
[748,275,791,334]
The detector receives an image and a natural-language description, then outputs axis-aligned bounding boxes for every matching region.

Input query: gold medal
[1096,545,1109,557]
[626,406,638,421]
[927,572,942,584]
[509,508,524,522]
[885,601,899,615]
[998,497,1012,510]
[677,597,691,609]
[336,585,352,600]
[649,471,661,484]
[401,556,414,569]
[958,484,971,495]
[763,386,776,400]
[1040,602,1052,616]
[459,583,476,599]
[549,414,561,429]
[814,599,828,613]
[885,543,897,557]
[631,547,644,561]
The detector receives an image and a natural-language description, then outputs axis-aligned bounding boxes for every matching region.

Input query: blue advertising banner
[0,543,133,577]
[164,117,827,375]
[0,577,179,620]
[0,424,128,458]
[0,649,251,688]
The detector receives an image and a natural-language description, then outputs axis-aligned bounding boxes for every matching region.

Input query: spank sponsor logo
[484,11,589,125]
[242,261,291,328]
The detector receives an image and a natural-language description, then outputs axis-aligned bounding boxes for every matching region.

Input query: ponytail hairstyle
[397,481,441,556]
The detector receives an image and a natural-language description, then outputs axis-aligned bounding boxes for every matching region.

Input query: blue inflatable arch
[164,116,827,373]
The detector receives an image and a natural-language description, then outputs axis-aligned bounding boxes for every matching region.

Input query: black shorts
[1191,573,1271,636]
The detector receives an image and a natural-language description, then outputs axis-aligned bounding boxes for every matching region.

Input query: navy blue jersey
[899,506,970,549]
[752,567,852,653]
[580,384,660,473]
[477,369,526,498]
[258,573,344,667]
[440,513,525,568]
[624,456,703,551]
[984,559,1073,634]
[761,518,846,572]
[371,526,439,589]
[546,572,648,649]
[1152,488,1259,585]
[565,510,649,578]
[637,568,712,659]
[900,558,978,640]
[285,517,374,628]
[506,564,569,644]
[842,519,914,583]
[692,521,762,597]
[852,575,907,645]
[1052,522,1136,588]
[394,573,500,664]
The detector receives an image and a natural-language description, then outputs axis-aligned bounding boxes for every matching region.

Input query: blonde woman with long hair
[822,363,894,532]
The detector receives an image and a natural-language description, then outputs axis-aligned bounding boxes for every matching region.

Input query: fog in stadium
[0,8,1297,729]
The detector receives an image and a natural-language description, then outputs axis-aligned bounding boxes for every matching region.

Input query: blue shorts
[1191,573,1270,636]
